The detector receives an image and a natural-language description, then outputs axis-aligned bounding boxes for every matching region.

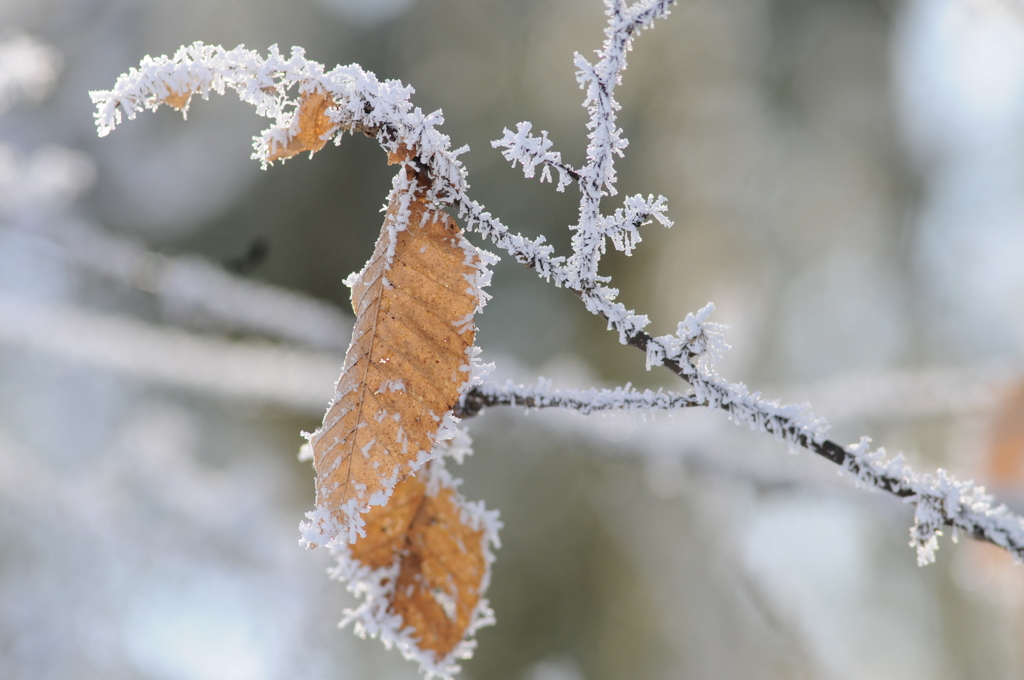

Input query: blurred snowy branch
[0,293,339,411]
[0,139,353,351]
[0,33,61,115]
[0,144,94,215]
[777,365,1008,423]
[18,218,354,350]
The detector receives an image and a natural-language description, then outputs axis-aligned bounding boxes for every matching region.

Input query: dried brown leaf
[310,177,480,537]
[267,90,339,161]
[352,467,488,660]
[393,481,487,658]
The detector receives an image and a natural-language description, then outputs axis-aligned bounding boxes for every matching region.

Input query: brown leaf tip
[326,459,501,679]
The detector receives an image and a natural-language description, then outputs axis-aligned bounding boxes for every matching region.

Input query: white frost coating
[452,312,475,334]
[468,347,495,387]
[299,502,350,548]
[433,411,463,451]
[321,457,501,680]
[468,377,698,414]
[839,437,1024,565]
[491,122,575,192]
[641,304,831,448]
[377,379,406,393]
[433,589,458,621]
[300,461,406,547]
[342,270,362,289]
[382,167,417,266]
[598,193,672,256]
[568,0,676,290]
[487,0,676,303]
[434,426,475,465]
[460,238,497,313]
[644,302,727,371]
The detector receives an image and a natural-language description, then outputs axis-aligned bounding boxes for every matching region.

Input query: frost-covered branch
[455,379,699,418]
[491,122,578,191]
[568,0,675,288]
[492,0,677,287]
[91,0,1024,568]
[614,304,1024,563]
[836,438,1024,565]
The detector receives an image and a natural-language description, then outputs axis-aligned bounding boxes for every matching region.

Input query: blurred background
[2,0,1024,678]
